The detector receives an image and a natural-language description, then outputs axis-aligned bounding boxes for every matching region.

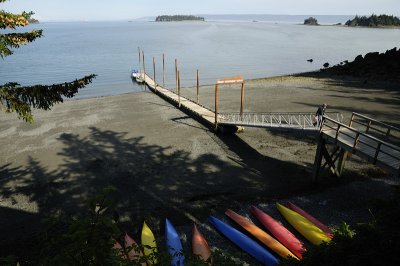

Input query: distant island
[345,14,400,27]
[304,17,319,25]
[155,15,205,22]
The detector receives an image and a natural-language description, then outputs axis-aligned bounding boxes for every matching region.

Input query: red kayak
[225,209,298,260]
[286,202,333,238]
[251,205,306,259]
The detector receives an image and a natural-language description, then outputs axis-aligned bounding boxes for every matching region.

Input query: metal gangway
[218,112,344,130]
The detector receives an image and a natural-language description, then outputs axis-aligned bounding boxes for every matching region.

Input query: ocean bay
[2,19,399,99]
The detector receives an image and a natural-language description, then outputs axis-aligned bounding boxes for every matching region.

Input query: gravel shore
[1,74,399,262]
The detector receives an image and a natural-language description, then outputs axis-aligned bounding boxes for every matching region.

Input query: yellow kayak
[141,221,158,265]
[276,203,331,245]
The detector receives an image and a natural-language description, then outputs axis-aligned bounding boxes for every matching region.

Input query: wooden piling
[175,59,178,93]
[142,50,146,83]
[153,56,156,91]
[163,53,165,88]
[196,69,199,104]
[178,71,181,108]
[240,81,245,115]
[215,83,219,128]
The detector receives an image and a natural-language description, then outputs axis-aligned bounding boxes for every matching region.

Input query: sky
[2,0,400,21]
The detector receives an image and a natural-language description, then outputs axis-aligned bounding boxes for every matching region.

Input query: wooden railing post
[373,142,382,164]
[352,132,360,152]
[366,120,372,134]
[349,113,355,127]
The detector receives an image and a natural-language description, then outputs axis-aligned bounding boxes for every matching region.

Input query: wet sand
[1,74,399,261]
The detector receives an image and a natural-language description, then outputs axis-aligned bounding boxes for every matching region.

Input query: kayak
[192,224,212,263]
[286,202,333,238]
[225,209,298,260]
[250,205,305,259]
[124,233,146,265]
[209,216,278,266]
[141,221,158,265]
[276,203,331,245]
[165,218,185,266]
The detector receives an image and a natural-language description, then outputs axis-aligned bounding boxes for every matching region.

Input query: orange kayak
[251,205,306,259]
[192,224,212,263]
[225,209,299,260]
[286,202,333,238]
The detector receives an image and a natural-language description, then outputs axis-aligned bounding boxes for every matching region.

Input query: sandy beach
[1,74,399,261]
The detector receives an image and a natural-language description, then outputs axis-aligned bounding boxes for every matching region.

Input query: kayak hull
[276,203,331,245]
[209,215,278,266]
[192,224,212,263]
[286,202,333,238]
[165,218,185,266]
[225,209,298,260]
[141,221,158,265]
[250,205,305,259]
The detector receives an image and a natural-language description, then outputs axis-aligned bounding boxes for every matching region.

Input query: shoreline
[1,73,399,262]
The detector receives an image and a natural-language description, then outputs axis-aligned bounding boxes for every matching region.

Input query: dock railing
[349,112,400,145]
[218,112,343,130]
[322,115,400,174]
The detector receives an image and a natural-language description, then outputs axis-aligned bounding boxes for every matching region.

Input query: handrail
[323,115,400,164]
[349,112,400,137]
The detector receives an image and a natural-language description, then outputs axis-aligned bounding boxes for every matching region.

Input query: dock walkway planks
[139,73,217,128]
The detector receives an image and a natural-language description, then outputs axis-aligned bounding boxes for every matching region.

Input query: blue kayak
[209,216,278,266]
[165,218,185,266]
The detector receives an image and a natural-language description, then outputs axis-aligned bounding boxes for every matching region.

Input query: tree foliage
[0,0,96,122]
[304,17,319,25]
[345,14,400,27]
[155,15,205,22]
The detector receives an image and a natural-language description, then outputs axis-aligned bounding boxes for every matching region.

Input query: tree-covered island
[155,15,205,22]
[345,14,400,27]
[304,17,319,25]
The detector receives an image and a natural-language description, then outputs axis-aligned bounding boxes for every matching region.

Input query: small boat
[124,233,146,265]
[225,209,298,260]
[141,221,158,265]
[165,218,185,266]
[192,224,212,263]
[276,203,331,245]
[209,216,278,266]
[131,69,139,79]
[286,202,333,238]
[250,206,305,259]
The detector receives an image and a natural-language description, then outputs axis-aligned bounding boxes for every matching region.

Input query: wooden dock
[313,114,400,180]
[138,72,218,128]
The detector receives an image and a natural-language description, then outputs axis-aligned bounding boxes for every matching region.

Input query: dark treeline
[345,14,400,27]
[155,15,205,22]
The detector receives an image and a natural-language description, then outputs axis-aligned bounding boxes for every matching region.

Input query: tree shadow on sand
[1,126,317,260]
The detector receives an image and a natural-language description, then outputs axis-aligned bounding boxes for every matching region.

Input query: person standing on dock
[315,103,327,127]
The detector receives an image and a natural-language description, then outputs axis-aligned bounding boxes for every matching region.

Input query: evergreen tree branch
[0,30,43,58]
[0,75,97,122]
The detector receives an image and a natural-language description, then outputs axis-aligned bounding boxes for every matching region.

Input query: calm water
[1,17,399,99]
